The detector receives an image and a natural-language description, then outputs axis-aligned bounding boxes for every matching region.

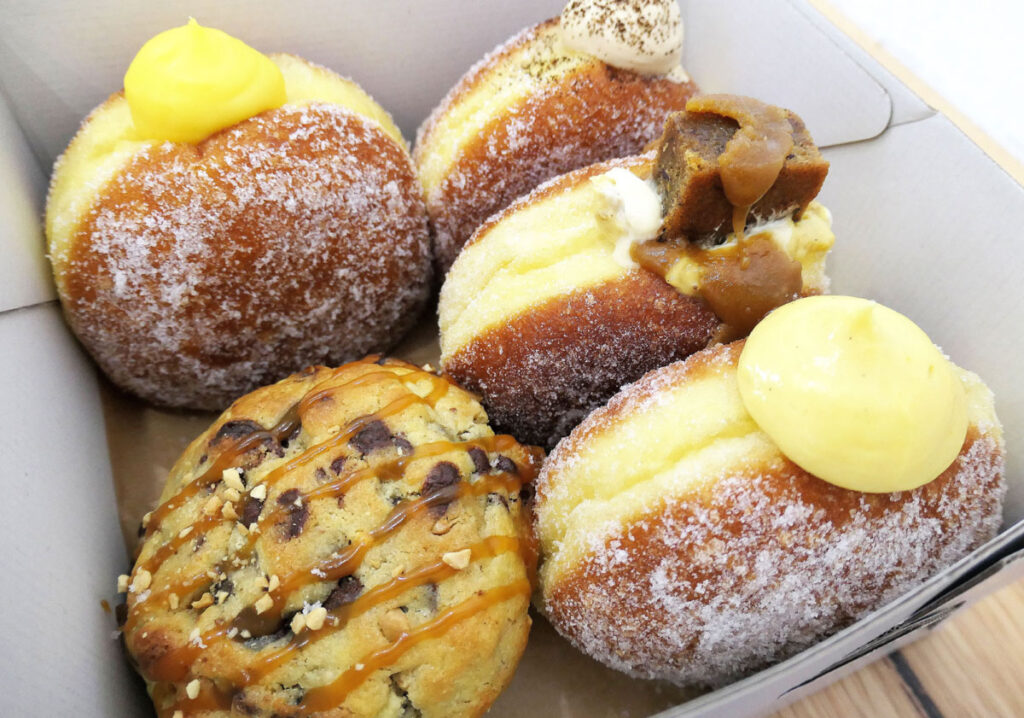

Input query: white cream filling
[559,0,684,76]
[590,167,663,269]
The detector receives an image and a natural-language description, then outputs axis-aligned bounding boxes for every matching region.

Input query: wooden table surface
[775,3,1024,716]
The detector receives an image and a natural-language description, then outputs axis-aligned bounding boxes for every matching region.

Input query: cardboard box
[1,1,1022,715]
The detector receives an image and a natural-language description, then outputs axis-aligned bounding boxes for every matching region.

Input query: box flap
[820,113,1024,526]
[0,90,55,313]
[682,0,892,148]
[0,304,150,716]
[787,0,933,127]
[0,0,896,168]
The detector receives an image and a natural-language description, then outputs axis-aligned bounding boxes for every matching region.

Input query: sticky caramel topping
[125,356,541,715]
[631,231,803,340]
[685,94,795,237]
[630,94,812,338]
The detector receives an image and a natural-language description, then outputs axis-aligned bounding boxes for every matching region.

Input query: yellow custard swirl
[737,295,968,493]
[124,18,286,143]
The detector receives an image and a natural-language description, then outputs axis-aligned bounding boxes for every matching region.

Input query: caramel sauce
[631,231,802,338]
[129,357,540,715]
[300,579,532,711]
[700,235,803,338]
[686,94,795,237]
[637,95,802,337]
[127,433,524,634]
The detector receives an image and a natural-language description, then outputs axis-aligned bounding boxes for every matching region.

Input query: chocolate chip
[193,535,206,552]
[349,420,394,455]
[519,484,535,503]
[330,456,347,475]
[394,436,414,456]
[240,496,264,528]
[212,577,234,598]
[324,575,363,610]
[494,455,519,475]
[422,462,460,494]
[389,674,422,718]
[198,453,208,465]
[276,489,309,539]
[231,693,260,716]
[424,582,438,614]
[314,467,328,482]
[212,420,264,445]
[240,624,290,649]
[468,447,489,474]
[277,489,300,505]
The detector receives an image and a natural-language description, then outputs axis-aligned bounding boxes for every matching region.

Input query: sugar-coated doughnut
[535,342,1005,687]
[438,152,834,447]
[46,54,431,410]
[415,17,697,275]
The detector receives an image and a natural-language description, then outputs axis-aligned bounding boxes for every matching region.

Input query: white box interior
[1,1,1022,716]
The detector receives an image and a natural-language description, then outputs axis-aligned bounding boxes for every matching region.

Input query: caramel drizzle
[129,357,540,716]
[126,432,524,633]
[133,361,450,575]
[134,389,425,579]
[301,579,532,711]
[163,534,523,693]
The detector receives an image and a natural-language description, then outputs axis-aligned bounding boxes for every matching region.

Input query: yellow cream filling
[124,19,287,144]
[738,296,969,492]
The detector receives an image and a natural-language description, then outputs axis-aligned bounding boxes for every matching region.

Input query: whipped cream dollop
[560,0,685,76]
[591,167,663,268]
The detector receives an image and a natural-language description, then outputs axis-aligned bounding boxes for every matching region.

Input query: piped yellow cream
[737,295,968,493]
[124,18,286,143]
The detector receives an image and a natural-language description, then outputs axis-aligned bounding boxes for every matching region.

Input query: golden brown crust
[538,343,1006,688]
[444,272,719,448]
[55,100,430,410]
[415,19,697,275]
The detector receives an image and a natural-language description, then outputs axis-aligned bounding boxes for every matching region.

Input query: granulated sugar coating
[414,18,697,275]
[536,343,1006,688]
[50,102,430,409]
